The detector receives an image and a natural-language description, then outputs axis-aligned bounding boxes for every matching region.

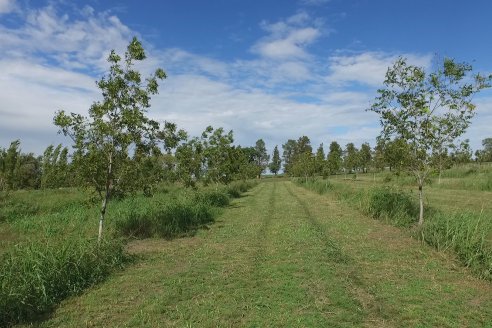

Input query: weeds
[0,237,126,327]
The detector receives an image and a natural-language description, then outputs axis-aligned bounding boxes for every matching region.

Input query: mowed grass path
[34,181,492,327]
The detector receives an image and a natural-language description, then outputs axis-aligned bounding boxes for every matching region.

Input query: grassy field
[17,180,492,327]
[0,182,255,327]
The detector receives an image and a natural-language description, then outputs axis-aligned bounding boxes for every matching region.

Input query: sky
[1,0,492,155]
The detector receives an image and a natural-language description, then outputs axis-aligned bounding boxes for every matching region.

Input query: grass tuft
[0,237,126,327]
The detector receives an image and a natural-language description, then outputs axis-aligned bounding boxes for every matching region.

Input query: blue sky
[1,0,491,154]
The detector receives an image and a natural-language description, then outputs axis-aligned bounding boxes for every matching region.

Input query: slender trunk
[98,152,113,243]
[438,169,442,185]
[418,182,424,225]
[98,192,109,242]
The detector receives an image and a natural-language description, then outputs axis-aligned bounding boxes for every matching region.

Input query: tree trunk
[438,169,442,185]
[98,193,108,242]
[418,183,424,225]
[98,153,113,243]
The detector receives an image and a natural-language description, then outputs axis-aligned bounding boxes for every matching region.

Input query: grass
[33,180,492,327]
[297,170,492,282]
[0,237,126,328]
[0,181,256,327]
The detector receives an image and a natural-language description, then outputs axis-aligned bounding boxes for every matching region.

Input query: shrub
[116,196,215,239]
[366,187,419,227]
[195,189,230,207]
[0,237,126,327]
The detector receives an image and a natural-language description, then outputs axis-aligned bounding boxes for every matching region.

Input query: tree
[384,138,411,174]
[291,151,315,180]
[54,37,167,241]
[269,145,281,176]
[201,126,235,185]
[373,140,386,172]
[282,139,297,175]
[369,56,490,225]
[314,143,326,175]
[253,139,270,178]
[450,139,472,165]
[359,143,372,173]
[175,137,204,187]
[343,143,359,174]
[481,138,492,162]
[326,141,342,175]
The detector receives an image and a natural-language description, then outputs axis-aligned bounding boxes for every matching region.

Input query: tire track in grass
[283,181,391,327]
[291,181,492,327]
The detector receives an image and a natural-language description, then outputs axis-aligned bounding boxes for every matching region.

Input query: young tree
[384,138,411,174]
[373,140,386,172]
[175,137,204,187]
[450,139,472,165]
[201,126,235,185]
[326,141,342,175]
[481,138,492,162]
[343,143,359,174]
[269,145,282,176]
[314,143,326,175]
[54,37,167,241]
[282,139,297,175]
[359,143,372,173]
[253,139,270,178]
[291,151,315,181]
[369,57,490,225]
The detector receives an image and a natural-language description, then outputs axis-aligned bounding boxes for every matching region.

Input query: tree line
[275,136,492,179]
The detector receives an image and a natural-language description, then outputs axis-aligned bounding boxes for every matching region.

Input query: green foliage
[115,196,215,239]
[0,140,41,191]
[269,145,282,175]
[115,181,256,239]
[201,126,236,184]
[0,237,126,327]
[326,141,343,175]
[369,56,491,224]
[293,177,333,194]
[253,139,269,177]
[343,143,359,173]
[366,187,419,227]
[421,211,492,280]
[195,189,230,207]
[41,144,72,189]
[54,37,168,240]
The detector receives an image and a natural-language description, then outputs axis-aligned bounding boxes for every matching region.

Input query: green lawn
[29,180,492,327]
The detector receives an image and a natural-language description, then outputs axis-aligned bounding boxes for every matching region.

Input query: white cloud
[0,0,15,14]
[326,52,432,87]
[252,12,322,60]
[0,4,132,71]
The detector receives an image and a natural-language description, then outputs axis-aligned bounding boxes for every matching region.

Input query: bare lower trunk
[98,195,108,242]
[98,152,113,243]
[418,184,424,225]
[438,170,442,184]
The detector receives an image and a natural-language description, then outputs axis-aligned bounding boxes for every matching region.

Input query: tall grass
[292,177,334,194]
[114,195,216,238]
[420,211,492,280]
[294,178,492,281]
[114,180,257,239]
[0,237,126,327]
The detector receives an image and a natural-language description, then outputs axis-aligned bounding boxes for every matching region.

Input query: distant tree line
[2,135,492,192]
[276,136,492,180]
